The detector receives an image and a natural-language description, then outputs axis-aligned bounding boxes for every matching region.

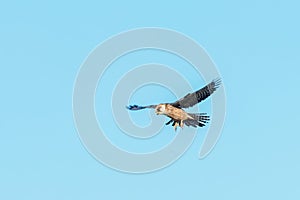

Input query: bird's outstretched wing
[170,78,221,108]
[126,104,156,111]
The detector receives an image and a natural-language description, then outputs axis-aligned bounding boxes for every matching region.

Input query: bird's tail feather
[184,113,210,127]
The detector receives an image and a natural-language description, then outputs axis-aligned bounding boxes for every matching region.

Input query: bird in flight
[126,79,221,131]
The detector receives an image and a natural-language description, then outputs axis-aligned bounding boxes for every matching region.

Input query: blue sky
[1,0,300,199]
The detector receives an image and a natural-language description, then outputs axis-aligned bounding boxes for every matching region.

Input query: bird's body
[127,79,221,131]
[156,104,191,121]
[155,104,194,130]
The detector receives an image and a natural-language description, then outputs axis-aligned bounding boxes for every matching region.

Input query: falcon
[126,79,221,131]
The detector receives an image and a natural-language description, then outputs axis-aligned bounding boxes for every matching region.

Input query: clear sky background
[1,0,299,199]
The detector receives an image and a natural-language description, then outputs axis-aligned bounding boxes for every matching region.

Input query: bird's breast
[164,104,189,120]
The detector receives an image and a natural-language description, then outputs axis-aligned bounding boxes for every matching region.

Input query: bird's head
[155,104,166,115]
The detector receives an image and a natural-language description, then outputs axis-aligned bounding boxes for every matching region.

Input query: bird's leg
[174,122,179,131]
[180,120,184,128]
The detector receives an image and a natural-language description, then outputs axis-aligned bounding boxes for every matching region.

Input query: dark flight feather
[126,104,156,111]
[170,79,221,108]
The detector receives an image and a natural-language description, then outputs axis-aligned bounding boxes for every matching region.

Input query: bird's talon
[180,120,184,128]
[174,122,179,131]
